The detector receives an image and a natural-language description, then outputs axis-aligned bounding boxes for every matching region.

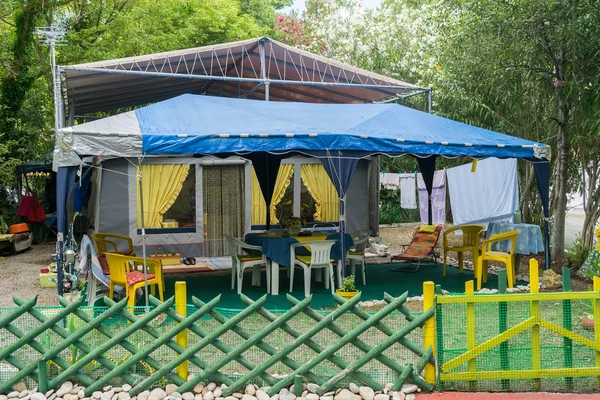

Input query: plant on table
[281,216,306,234]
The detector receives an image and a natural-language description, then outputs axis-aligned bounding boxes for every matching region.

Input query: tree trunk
[520,163,535,222]
[550,96,570,261]
[582,173,600,250]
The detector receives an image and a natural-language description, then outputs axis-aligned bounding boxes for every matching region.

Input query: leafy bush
[566,235,591,273]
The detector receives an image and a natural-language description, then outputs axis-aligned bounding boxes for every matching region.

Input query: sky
[284,0,383,13]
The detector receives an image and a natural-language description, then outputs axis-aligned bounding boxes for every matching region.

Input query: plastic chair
[226,236,270,295]
[91,233,135,256]
[390,225,443,272]
[476,230,521,290]
[310,223,339,233]
[442,224,485,276]
[290,240,335,297]
[104,253,164,306]
[346,230,371,285]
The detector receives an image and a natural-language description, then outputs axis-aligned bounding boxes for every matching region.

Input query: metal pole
[265,81,270,101]
[137,159,150,311]
[259,39,269,101]
[427,89,432,113]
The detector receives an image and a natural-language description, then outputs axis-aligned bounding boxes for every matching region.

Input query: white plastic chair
[347,230,371,285]
[226,236,270,295]
[289,240,335,297]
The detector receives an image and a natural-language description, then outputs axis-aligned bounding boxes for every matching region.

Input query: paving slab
[418,393,600,400]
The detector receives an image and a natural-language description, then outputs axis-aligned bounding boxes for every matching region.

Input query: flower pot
[583,316,595,331]
[289,226,301,235]
[336,289,359,301]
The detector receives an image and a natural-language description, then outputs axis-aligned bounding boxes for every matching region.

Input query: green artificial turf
[164,262,510,310]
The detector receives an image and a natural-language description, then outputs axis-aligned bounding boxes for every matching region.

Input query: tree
[0,0,284,206]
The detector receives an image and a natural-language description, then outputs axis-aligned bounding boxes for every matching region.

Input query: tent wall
[346,159,370,234]
[98,159,129,235]
[367,157,380,237]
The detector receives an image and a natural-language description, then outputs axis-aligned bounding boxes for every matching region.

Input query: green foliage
[379,188,420,225]
[340,274,356,292]
[565,235,590,272]
[0,0,283,207]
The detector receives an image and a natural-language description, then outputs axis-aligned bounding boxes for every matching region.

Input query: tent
[54,94,551,296]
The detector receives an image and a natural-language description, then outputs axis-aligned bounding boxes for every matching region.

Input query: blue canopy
[58,94,549,163]
[130,94,548,160]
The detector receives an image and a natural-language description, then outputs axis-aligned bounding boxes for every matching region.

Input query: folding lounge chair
[390,225,443,272]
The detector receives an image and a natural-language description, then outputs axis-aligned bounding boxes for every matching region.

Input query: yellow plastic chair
[91,233,135,256]
[442,225,485,276]
[104,253,165,306]
[476,230,521,290]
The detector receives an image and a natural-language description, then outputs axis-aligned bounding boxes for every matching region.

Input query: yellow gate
[435,260,600,392]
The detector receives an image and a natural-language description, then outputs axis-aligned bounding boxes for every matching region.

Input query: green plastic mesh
[0,304,424,390]
[436,295,598,393]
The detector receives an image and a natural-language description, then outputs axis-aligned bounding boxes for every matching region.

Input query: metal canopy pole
[427,89,433,113]
[137,159,150,311]
[259,39,269,101]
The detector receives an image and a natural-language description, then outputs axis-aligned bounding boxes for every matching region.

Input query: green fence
[0,290,435,394]
[435,263,600,393]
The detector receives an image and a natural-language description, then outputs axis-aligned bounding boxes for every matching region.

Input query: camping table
[245,232,353,295]
[486,222,544,255]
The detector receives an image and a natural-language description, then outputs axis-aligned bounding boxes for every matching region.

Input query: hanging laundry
[417,170,446,224]
[380,172,400,190]
[446,158,519,227]
[399,173,417,209]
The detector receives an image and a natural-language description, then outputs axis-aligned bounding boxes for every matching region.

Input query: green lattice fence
[0,291,434,395]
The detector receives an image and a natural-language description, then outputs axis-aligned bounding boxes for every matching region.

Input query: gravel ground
[0,243,58,307]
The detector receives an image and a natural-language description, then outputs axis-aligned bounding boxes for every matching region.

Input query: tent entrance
[202,165,246,257]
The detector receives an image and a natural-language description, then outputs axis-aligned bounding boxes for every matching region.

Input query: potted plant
[281,216,305,235]
[336,274,359,300]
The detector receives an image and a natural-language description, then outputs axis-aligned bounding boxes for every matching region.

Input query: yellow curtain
[251,164,294,225]
[136,164,190,228]
[251,168,267,225]
[301,164,340,222]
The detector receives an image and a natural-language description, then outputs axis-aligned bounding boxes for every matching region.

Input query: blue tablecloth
[486,222,543,255]
[245,232,354,268]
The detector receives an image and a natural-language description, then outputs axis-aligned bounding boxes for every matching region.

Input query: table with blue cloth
[245,231,353,295]
[486,222,544,255]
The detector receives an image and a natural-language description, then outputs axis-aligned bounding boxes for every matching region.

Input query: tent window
[251,163,339,226]
[136,164,195,232]
[250,165,294,225]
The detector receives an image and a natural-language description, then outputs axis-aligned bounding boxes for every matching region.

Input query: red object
[98,254,110,275]
[17,180,46,223]
[126,271,155,286]
[583,316,595,330]
[27,192,46,223]
[9,223,29,234]
[418,393,600,400]
[40,268,49,274]
[16,194,34,217]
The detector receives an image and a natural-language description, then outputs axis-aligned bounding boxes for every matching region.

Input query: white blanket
[399,173,417,209]
[446,158,518,227]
